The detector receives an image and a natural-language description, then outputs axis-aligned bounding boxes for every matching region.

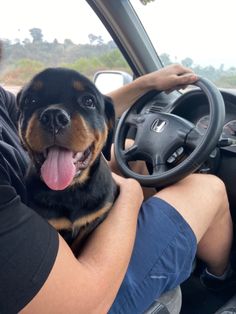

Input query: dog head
[17,67,115,191]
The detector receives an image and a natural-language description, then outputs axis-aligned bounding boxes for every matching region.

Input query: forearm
[21,179,143,314]
[107,76,151,117]
[78,178,143,312]
[107,64,197,117]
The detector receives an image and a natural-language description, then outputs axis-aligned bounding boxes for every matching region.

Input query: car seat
[144,286,182,314]
[214,293,236,314]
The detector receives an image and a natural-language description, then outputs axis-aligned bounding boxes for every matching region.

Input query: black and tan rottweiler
[17,67,118,254]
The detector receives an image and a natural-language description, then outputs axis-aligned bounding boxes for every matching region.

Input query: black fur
[17,67,118,254]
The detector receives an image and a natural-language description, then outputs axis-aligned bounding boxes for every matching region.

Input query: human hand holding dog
[23,171,143,314]
[70,173,143,312]
[112,172,144,211]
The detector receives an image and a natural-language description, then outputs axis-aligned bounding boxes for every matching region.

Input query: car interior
[88,1,236,313]
[1,0,236,313]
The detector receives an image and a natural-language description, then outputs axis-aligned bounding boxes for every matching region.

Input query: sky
[1,0,236,69]
[1,0,111,44]
[131,0,236,68]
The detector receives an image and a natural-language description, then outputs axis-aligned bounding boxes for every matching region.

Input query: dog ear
[15,89,23,122]
[102,95,116,161]
[16,89,23,108]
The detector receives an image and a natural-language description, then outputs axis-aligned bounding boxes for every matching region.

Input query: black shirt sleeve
[0,194,59,314]
[0,87,59,313]
[0,87,18,126]
[0,167,59,313]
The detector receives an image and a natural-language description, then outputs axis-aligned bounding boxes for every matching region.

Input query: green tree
[215,75,236,88]
[100,49,128,69]
[1,59,44,85]
[88,34,97,45]
[88,34,104,45]
[29,28,43,43]
[160,53,172,66]
[64,39,75,46]
[181,57,193,68]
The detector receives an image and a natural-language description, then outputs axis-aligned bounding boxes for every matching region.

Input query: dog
[17,67,118,254]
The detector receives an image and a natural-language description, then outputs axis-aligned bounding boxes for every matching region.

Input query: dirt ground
[1,85,22,95]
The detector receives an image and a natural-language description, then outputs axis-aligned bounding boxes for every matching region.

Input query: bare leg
[109,143,233,275]
[156,174,233,276]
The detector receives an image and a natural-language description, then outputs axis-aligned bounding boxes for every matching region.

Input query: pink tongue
[41,147,76,190]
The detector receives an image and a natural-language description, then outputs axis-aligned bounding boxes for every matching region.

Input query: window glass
[0,0,130,93]
[131,0,236,89]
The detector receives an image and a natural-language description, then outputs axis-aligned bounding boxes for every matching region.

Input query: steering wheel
[114,77,225,188]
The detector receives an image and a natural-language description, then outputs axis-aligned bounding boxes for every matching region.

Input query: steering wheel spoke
[148,151,166,174]
[125,112,142,126]
[122,144,138,161]
[152,162,168,175]
[186,127,204,149]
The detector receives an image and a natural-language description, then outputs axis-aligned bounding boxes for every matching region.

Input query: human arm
[107,64,198,117]
[21,174,143,314]
[0,85,19,126]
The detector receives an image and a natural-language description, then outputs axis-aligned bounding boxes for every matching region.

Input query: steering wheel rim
[114,77,225,187]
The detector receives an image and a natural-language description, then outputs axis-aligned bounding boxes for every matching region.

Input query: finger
[111,172,125,185]
[165,79,196,94]
[170,64,194,75]
[176,73,198,85]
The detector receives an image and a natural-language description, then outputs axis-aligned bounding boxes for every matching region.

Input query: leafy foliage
[0,30,130,84]
[1,29,236,88]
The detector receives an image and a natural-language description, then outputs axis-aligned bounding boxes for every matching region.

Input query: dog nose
[40,108,70,133]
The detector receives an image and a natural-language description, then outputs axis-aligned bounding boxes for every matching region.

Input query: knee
[187,174,229,210]
[195,173,226,194]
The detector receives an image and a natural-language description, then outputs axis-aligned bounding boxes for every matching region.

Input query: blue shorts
[109,197,197,314]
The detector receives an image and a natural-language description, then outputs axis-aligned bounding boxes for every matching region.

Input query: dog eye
[80,95,96,109]
[24,97,37,106]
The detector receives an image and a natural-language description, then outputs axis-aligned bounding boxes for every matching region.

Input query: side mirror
[93,70,133,94]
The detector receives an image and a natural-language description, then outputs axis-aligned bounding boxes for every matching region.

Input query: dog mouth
[40,145,93,191]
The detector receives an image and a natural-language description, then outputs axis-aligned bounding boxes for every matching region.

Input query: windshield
[131,0,236,89]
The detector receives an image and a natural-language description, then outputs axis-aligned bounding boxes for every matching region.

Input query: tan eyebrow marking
[73,80,85,91]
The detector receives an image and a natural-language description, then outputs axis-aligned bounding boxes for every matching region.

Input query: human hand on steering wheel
[114,77,225,188]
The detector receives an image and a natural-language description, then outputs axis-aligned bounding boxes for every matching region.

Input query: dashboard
[197,116,236,141]
[169,88,236,218]
[170,89,236,154]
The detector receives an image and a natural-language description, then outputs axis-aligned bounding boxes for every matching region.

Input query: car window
[130,0,236,89]
[0,0,130,94]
